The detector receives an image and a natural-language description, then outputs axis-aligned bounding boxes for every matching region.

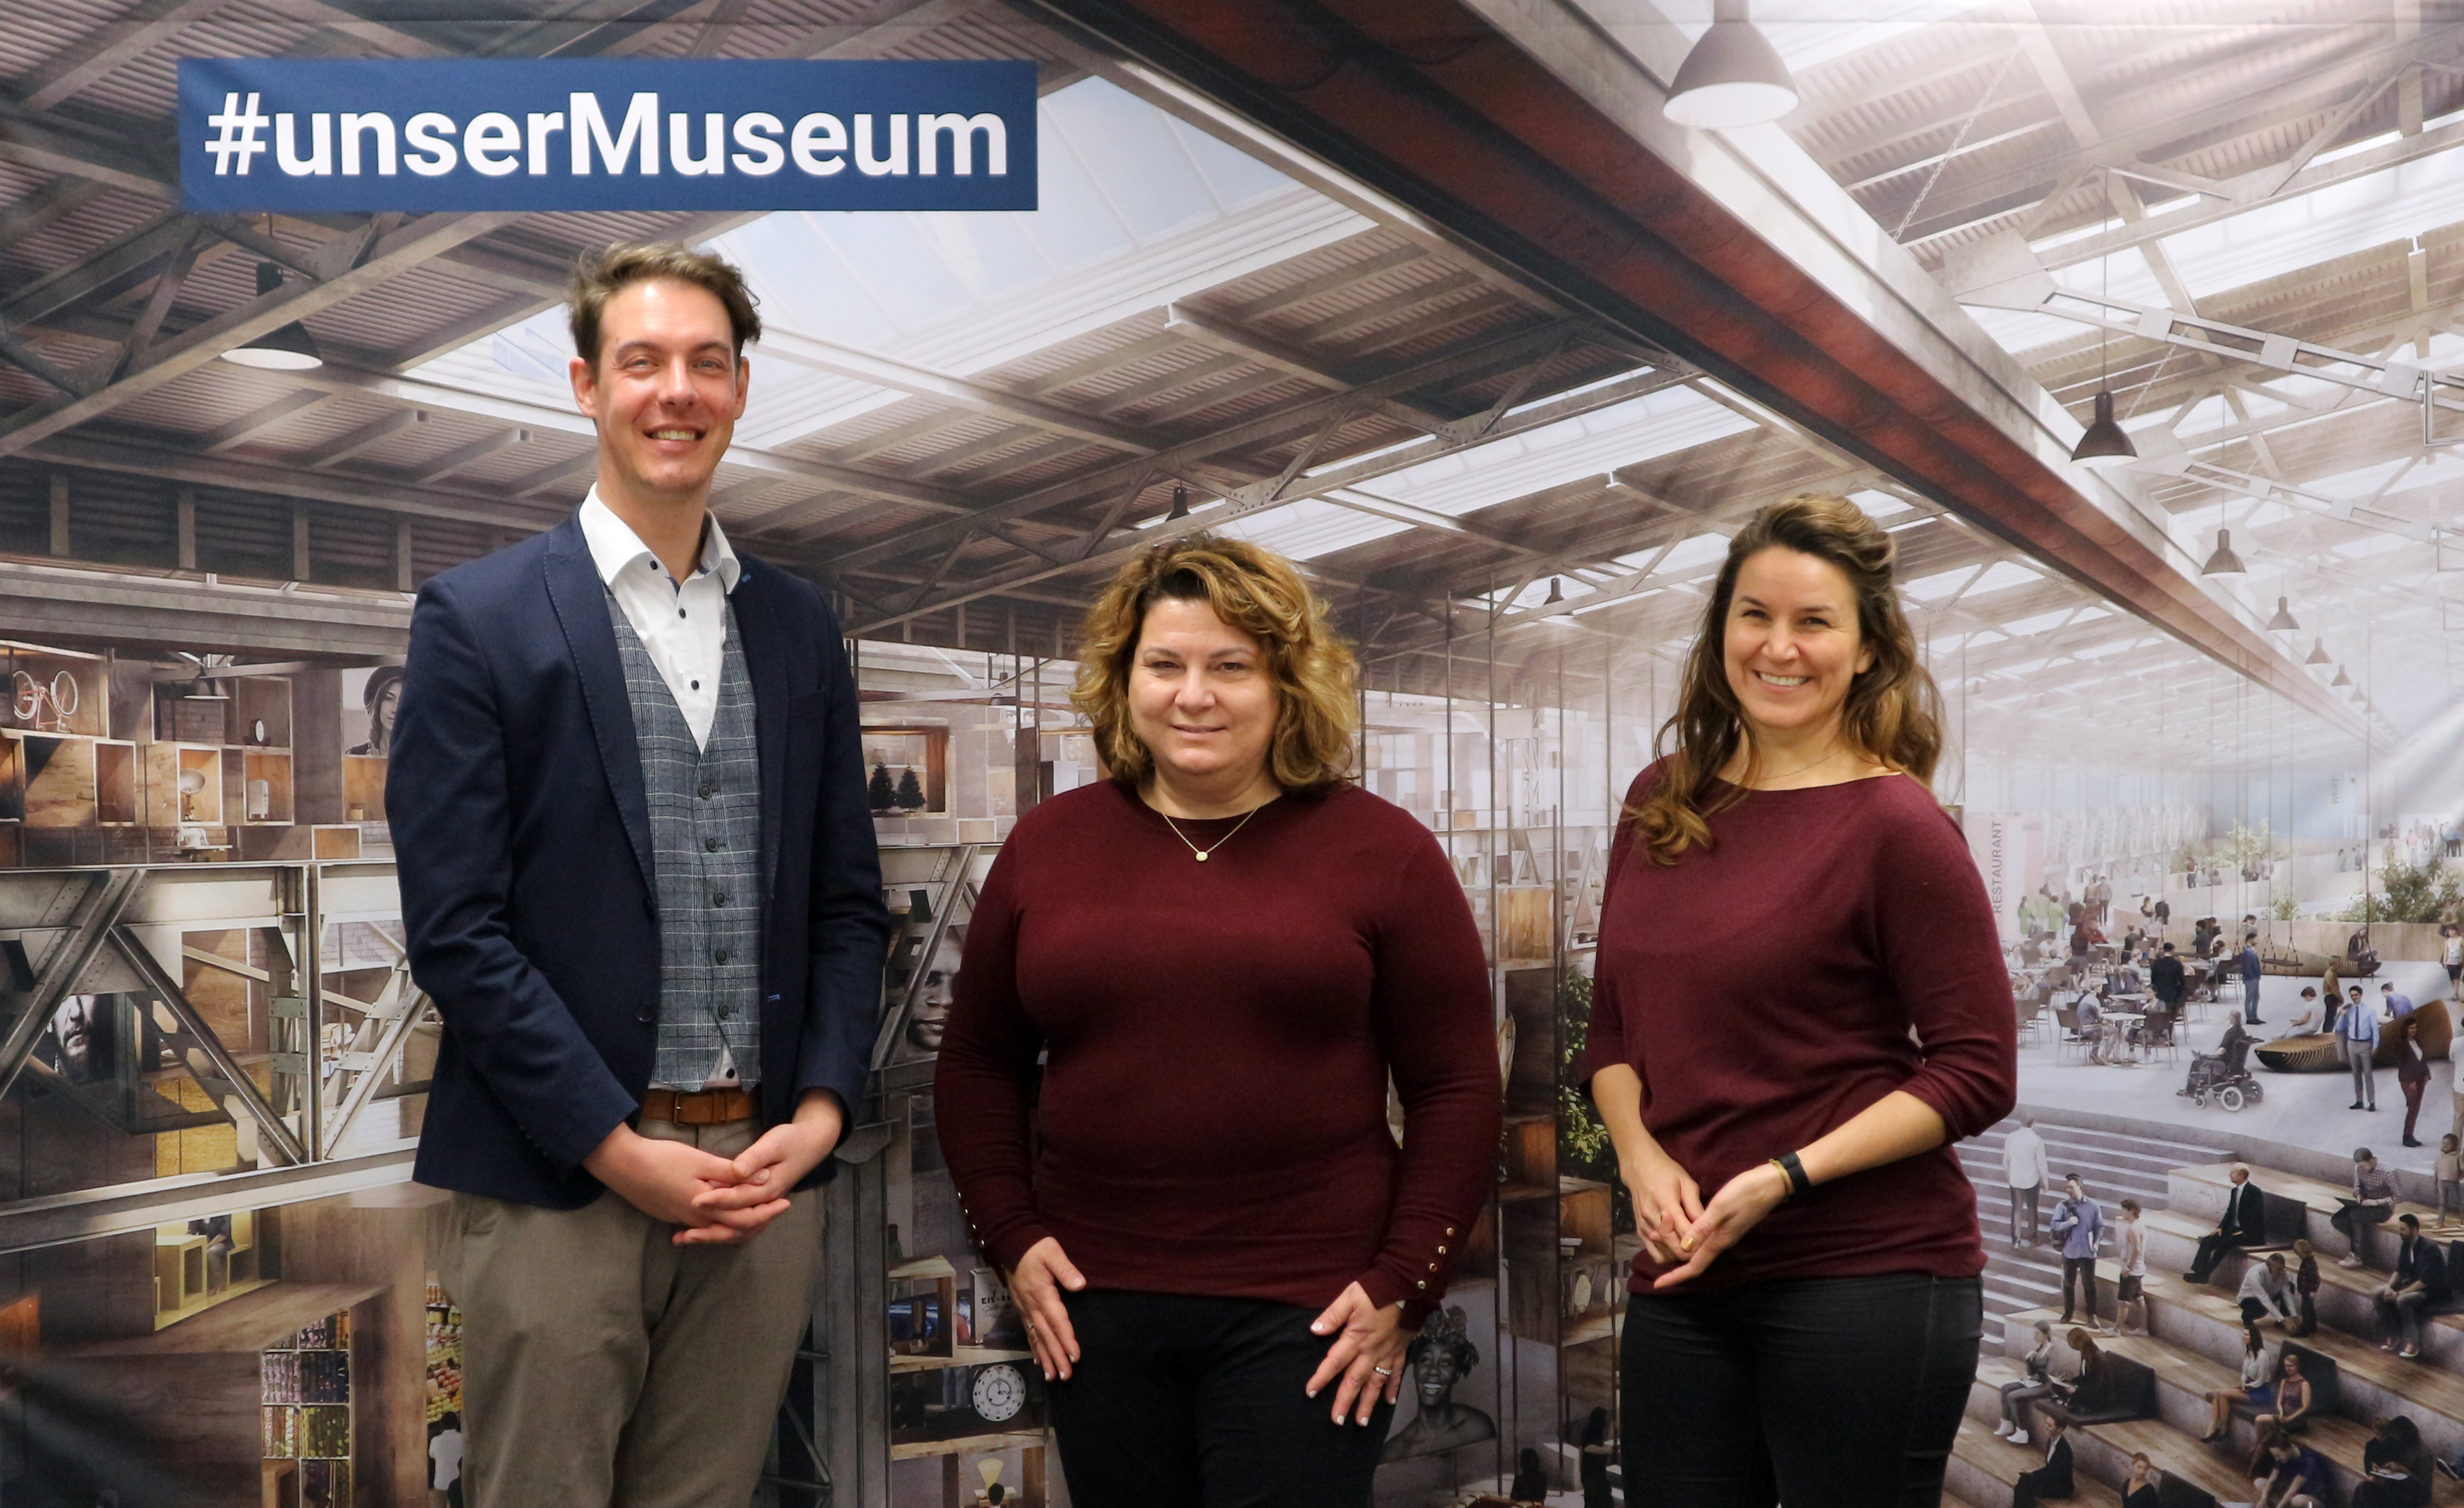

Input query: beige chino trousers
[446,1115,825,1508]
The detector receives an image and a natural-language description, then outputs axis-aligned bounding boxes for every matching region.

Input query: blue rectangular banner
[177,58,1037,213]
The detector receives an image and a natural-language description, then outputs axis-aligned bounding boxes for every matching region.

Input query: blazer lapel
[542,519,655,899]
[730,560,789,899]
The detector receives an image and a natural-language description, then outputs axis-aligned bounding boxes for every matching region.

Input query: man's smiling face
[570,277,748,508]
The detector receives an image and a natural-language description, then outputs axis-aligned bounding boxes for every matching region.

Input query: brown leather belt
[640,1087,756,1125]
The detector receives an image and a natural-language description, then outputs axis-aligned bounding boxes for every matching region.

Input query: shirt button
[1415,1280,1427,1291]
[719,1005,735,1020]
[1428,1262,1439,1272]
[705,837,720,852]
[1437,1245,1448,1255]
[679,608,688,619]
[714,949,731,965]
[691,680,701,691]
[1445,1227,1457,1237]
[699,782,715,799]
[712,892,729,907]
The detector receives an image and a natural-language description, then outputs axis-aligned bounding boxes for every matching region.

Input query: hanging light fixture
[2305,636,2331,665]
[2264,596,2298,631]
[1165,485,1189,521]
[1543,577,1563,605]
[220,261,322,370]
[2199,529,2245,575]
[2331,665,2352,688]
[2072,240,2138,470]
[2071,390,2138,468]
[1664,0,1799,128]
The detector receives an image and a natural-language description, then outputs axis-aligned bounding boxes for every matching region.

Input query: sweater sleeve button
[635,1007,655,1025]
[1415,1280,1427,1290]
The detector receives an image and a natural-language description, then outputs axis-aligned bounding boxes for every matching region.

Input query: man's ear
[571,354,599,421]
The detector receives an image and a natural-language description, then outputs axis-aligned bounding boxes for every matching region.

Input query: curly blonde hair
[1629,493,1943,866]
[1072,533,1358,792]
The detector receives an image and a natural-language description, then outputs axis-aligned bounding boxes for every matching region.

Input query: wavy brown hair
[1072,532,1358,792]
[1629,493,1943,866]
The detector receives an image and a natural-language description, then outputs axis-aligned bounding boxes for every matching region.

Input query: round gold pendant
[1194,850,1209,861]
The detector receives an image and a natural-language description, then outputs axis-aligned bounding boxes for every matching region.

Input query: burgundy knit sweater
[1577,766,2017,1293]
[934,780,1500,1320]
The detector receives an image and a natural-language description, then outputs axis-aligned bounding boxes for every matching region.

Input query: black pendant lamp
[1665,0,1799,128]
[1543,577,1563,605]
[220,261,322,370]
[2199,529,2245,575]
[2071,390,2138,468]
[1165,485,1189,521]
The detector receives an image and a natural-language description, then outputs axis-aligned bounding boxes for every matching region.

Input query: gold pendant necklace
[1160,802,1264,861]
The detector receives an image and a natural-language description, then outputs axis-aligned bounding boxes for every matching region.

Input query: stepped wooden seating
[1957,1152,2464,1507]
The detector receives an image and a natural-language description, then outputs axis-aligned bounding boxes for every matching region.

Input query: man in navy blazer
[390,242,890,1507]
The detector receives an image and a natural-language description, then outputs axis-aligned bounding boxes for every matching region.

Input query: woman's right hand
[1009,1236,1086,1381]
[1618,1147,1703,1266]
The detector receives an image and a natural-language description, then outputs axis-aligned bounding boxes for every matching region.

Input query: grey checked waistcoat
[606,590,764,1088]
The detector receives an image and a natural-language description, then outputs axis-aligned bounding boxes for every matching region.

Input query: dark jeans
[2244,975,2264,1022]
[2187,1232,2244,1283]
[2061,1257,2097,1322]
[2334,1200,2395,1260]
[1618,1274,1981,1507]
[1045,1290,1391,1508]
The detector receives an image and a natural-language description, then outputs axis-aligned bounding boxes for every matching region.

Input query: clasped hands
[1006,1236,1411,1425]
[583,1088,844,1247]
[1620,1146,1792,1288]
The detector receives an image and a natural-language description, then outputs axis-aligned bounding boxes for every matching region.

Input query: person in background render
[2435,1136,2462,1234]
[1578,1407,1613,1508]
[2385,982,2418,1020]
[2003,1115,2051,1249]
[2249,1424,2331,1508]
[2337,1148,2400,1269]
[2052,1174,2103,1326]
[2352,1414,2434,1508]
[2121,1452,2161,1508]
[2202,1328,2272,1440]
[2398,1015,2432,1148]
[2187,1163,2268,1283]
[2009,1416,2072,1508]
[1509,1447,1548,1504]
[2114,1199,2148,1336]
[2443,924,2462,999]
[2151,941,2187,1021]
[2373,1214,2450,1360]
[2344,987,2383,1113]
[2238,1252,2298,1343]
[2252,1349,2313,1437]
[1996,1319,2060,1440]
[2290,1239,2321,1337]
[2240,933,2265,1024]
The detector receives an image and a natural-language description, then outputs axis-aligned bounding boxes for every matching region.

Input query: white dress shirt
[578,488,741,750]
[2003,1124,2051,1188]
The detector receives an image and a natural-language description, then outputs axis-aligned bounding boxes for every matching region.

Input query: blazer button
[635,1006,655,1024]
[704,837,721,853]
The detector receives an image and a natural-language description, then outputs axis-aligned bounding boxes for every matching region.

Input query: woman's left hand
[1306,1282,1410,1425]
[1654,1162,1792,1289]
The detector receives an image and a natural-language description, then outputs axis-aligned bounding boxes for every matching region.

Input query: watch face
[970,1362,1026,1424]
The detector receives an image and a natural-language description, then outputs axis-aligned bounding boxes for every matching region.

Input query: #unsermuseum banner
[176,58,1039,213]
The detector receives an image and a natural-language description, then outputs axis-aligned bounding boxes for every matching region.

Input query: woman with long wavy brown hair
[1577,495,2017,1506]
[935,532,1499,1507]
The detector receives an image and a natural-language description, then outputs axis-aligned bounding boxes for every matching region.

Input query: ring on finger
[1373,1365,1393,1376]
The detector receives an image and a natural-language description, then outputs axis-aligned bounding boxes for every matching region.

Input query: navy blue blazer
[389,514,892,1209]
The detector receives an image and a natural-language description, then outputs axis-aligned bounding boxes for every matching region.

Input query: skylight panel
[1046,82,1222,239]
[1960,302,2081,356]
[2330,532,2409,560]
[2313,129,2402,167]
[1167,114,1292,207]
[2174,393,2233,437]
[2048,246,2169,310]
[2161,145,2464,299]
[1967,560,2041,595]
[2000,608,2076,637]
[1373,386,1756,519]
[1901,567,1974,603]
[1220,498,1409,561]
[1652,532,1736,575]
[1850,488,1913,520]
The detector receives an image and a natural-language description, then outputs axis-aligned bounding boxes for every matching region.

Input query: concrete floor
[2017,959,2458,1181]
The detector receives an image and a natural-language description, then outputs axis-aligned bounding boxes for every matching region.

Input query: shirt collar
[578,487,741,594]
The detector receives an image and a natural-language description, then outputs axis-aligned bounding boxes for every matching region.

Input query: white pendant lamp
[1665,0,1799,128]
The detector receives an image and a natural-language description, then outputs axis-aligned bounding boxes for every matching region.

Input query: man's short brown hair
[568,241,761,369]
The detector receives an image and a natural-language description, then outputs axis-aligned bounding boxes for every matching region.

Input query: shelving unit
[424,1280,462,1425]
[262,1308,354,1508]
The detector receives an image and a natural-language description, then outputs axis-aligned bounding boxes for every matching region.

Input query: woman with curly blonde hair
[1576,494,2016,1506]
[935,533,1499,1507]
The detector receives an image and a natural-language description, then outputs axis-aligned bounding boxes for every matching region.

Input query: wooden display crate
[1,733,97,827]
[236,752,293,825]
[95,739,138,824]
[147,743,225,827]
[0,641,107,738]
[231,676,292,750]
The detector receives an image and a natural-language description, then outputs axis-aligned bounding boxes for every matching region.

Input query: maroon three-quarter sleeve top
[1577,764,2017,1293]
[934,780,1502,1321]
